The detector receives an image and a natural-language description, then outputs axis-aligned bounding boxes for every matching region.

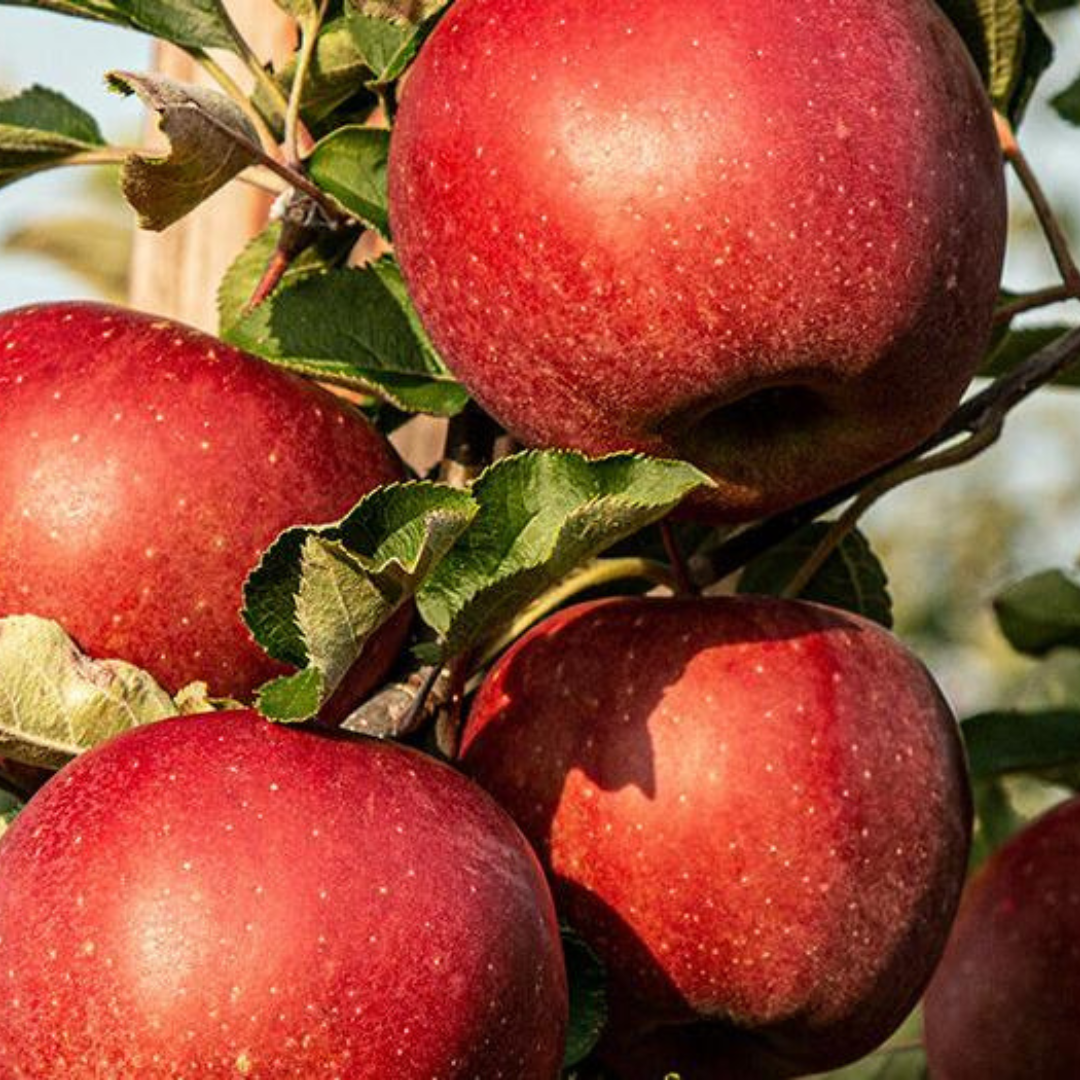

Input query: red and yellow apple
[460,596,972,1076]
[0,302,407,708]
[388,0,1006,519]
[0,710,568,1077]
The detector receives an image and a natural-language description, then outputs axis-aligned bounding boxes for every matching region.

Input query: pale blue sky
[0,8,149,306]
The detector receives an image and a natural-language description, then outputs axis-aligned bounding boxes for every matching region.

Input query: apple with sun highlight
[0,710,568,1077]
[389,0,1006,519]
[0,302,408,710]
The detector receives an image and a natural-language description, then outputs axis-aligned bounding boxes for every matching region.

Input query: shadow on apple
[461,595,972,1078]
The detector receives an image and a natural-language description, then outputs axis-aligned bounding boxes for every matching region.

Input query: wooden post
[127,4,295,331]
[126,3,446,472]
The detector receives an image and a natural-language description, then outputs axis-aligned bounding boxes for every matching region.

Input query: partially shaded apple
[924,794,1080,1080]
[0,302,408,708]
[0,710,568,1077]
[460,596,971,1075]
[389,0,1006,519]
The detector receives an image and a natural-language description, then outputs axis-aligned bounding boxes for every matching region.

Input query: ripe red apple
[0,302,408,708]
[388,0,1006,520]
[459,596,972,1076]
[924,795,1080,1080]
[0,709,568,1077]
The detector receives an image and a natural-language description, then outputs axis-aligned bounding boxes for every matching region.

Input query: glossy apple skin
[460,596,972,1076]
[924,795,1080,1080]
[0,302,409,707]
[389,0,1006,520]
[0,710,567,1078]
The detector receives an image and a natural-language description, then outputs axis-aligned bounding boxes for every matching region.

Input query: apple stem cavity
[703,323,1080,588]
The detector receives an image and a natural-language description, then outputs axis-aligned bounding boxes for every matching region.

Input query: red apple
[924,794,1080,1080]
[0,302,408,708]
[0,709,568,1077]
[388,0,1006,520]
[460,596,972,1076]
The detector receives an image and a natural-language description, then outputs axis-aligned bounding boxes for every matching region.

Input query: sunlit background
[1,5,1079,720]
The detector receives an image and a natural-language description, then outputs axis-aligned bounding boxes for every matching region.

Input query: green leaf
[216,221,355,335]
[562,926,608,1069]
[0,615,209,770]
[245,482,477,722]
[994,569,1080,655]
[416,452,711,658]
[737,524,892,628]
[224,257,469,415]
[271,0,318,20]
[357,0,450,23]
[256,17,374,127]
[307,126,390,235]
[1052,71,1080,124]
[937,0,1054,121]
[0,85,105,187]
[106,70,263,230]
[0,0,239,52]
[980,326,1080,385]
[970,778,1025,868]
[347,12,416,83]
[0,788,23,837]
[1011,8,1055,122]
[345,1,450,84]
[963,709,1080,784]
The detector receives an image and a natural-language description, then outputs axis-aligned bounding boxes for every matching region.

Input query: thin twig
[997,112,1080,298]
[187,48,281,156]
[707,324,1080,583]
[995,284,1077,326]
[219,7,293,129]
[283,1,328,166]
[781,424,1001,599]
[181,103,342,221]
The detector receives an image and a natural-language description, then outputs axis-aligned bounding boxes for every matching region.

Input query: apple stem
[434,653,474,758]
[660,520,697,596]
[471,557,679,673]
